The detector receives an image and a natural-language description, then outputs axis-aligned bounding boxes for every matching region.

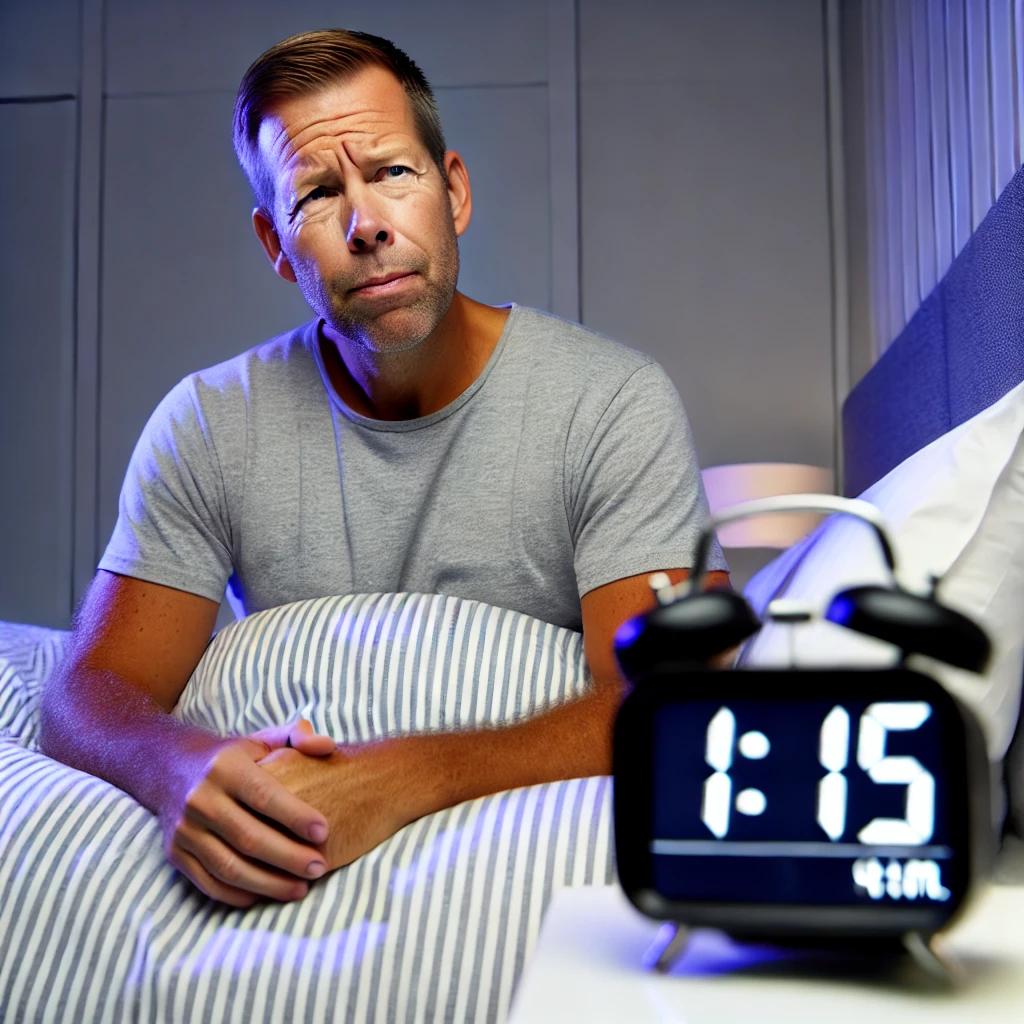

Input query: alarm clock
[612,495,996,946]
[613,668,993,939]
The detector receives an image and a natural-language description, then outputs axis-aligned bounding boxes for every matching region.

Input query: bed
[2,164,1024,1022]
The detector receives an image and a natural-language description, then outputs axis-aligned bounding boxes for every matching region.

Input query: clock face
[613,670,985,932]
[651,697,952,906]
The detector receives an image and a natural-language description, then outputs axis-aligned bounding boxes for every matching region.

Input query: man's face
[256,67,464,353]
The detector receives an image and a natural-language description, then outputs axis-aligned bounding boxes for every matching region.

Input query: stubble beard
[294,222,460,356]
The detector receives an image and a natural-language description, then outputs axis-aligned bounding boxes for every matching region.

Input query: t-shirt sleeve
[568,361,728,598]
[98,377,234,603]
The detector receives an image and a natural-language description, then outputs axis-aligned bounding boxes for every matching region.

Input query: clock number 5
[816,701,935,844]
[856,701,935,845]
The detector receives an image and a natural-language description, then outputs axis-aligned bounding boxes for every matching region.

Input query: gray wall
[579,0,835,470]
[0,0,839,628]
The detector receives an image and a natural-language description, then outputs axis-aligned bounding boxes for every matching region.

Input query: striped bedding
[0,594,615,1023]
[0,620,71,748]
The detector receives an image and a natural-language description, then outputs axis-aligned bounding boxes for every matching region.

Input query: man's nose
[345,205,392,253]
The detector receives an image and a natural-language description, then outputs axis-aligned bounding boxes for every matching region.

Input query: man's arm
[258,568,730,871]
[38,571,337,907]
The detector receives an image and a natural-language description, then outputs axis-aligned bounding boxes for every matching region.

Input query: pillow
[0,620,72,688]
[177,590,591,739]
[0,621,71,748]
[741,378,1024,764]
[0,593,613,1024]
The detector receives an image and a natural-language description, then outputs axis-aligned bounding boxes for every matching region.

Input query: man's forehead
[258,69,418,171]
[286,128,410,170]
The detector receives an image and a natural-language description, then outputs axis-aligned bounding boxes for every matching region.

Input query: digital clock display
[650,697,953,905]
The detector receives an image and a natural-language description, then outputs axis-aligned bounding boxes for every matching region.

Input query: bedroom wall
[579,0,837,472]
[0,0,839,628]
[0,0,79,632]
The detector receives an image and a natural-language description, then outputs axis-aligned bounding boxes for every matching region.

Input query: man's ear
[443,151,472,237]
[252,206,297,283]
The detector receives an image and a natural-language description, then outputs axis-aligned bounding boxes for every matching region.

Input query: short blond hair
[233,29,447,211]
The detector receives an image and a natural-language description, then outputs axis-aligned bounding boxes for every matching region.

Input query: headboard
[842,163,1024,496]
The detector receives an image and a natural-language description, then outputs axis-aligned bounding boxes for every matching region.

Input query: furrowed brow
[286,161,338,204]
[289,155,331,181]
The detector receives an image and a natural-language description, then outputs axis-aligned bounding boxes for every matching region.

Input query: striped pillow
[0,621,71,748]
[0,594,615,1023]
[178,591,591,738]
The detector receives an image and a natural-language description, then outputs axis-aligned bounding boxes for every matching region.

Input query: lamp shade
[701,463,834,548]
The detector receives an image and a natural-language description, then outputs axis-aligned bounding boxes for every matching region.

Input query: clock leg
[647,923,692,973]
[902,931,964,986]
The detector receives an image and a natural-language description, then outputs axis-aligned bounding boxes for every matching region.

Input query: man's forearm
[387,683,621,825]
[38,659,219,816]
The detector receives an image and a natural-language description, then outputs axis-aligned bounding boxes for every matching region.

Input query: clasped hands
[162,719,410,907]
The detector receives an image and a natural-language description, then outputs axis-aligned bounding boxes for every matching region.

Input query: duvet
[0,594,614,1023]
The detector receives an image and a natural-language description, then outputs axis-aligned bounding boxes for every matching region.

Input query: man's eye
[375,165,411,181]
[292,186,335,216]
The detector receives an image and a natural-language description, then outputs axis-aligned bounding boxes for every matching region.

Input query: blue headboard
[842,163,1024,496]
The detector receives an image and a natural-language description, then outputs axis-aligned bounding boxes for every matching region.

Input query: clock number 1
[816,701,935,844]
[817,706,850,840]
[701,707,735,838]
[701,709,770,837]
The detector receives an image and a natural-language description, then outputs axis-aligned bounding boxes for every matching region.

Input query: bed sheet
[0,594,615,1023]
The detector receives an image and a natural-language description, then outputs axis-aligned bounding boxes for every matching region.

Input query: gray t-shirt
[100,305,726,632]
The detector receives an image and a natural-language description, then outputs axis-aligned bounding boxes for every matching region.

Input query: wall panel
[0,0,80,98]
[579,0,835,470]
[436,86,552,311]
[0,102,77,627]
[104,0,550,95]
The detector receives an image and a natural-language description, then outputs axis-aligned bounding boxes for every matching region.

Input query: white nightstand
[510,883,1024,1023]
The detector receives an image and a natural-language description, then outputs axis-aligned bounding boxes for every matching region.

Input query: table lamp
[701,463,835,548]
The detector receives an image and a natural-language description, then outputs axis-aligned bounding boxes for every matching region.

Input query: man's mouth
[349,272,418,294]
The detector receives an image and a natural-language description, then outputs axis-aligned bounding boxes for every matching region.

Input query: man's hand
[258,741,414,871]
[160,719,338,907]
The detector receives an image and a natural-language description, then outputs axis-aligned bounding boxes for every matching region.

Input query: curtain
[858,0,1024,355]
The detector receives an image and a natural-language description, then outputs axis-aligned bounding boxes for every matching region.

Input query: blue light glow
[615,617,642,649]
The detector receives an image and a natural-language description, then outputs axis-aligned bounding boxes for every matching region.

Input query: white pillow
[741,378,1024,762]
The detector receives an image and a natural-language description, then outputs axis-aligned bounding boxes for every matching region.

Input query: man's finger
[176,826,310,902]
[169,846,258,908]
[248,719,335,756]
[189,789,328,879]
[247,722,292,752]
[288,719,336,756]
[226,756,329,844]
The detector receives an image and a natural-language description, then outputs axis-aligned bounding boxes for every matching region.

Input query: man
[39,29,728,908]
